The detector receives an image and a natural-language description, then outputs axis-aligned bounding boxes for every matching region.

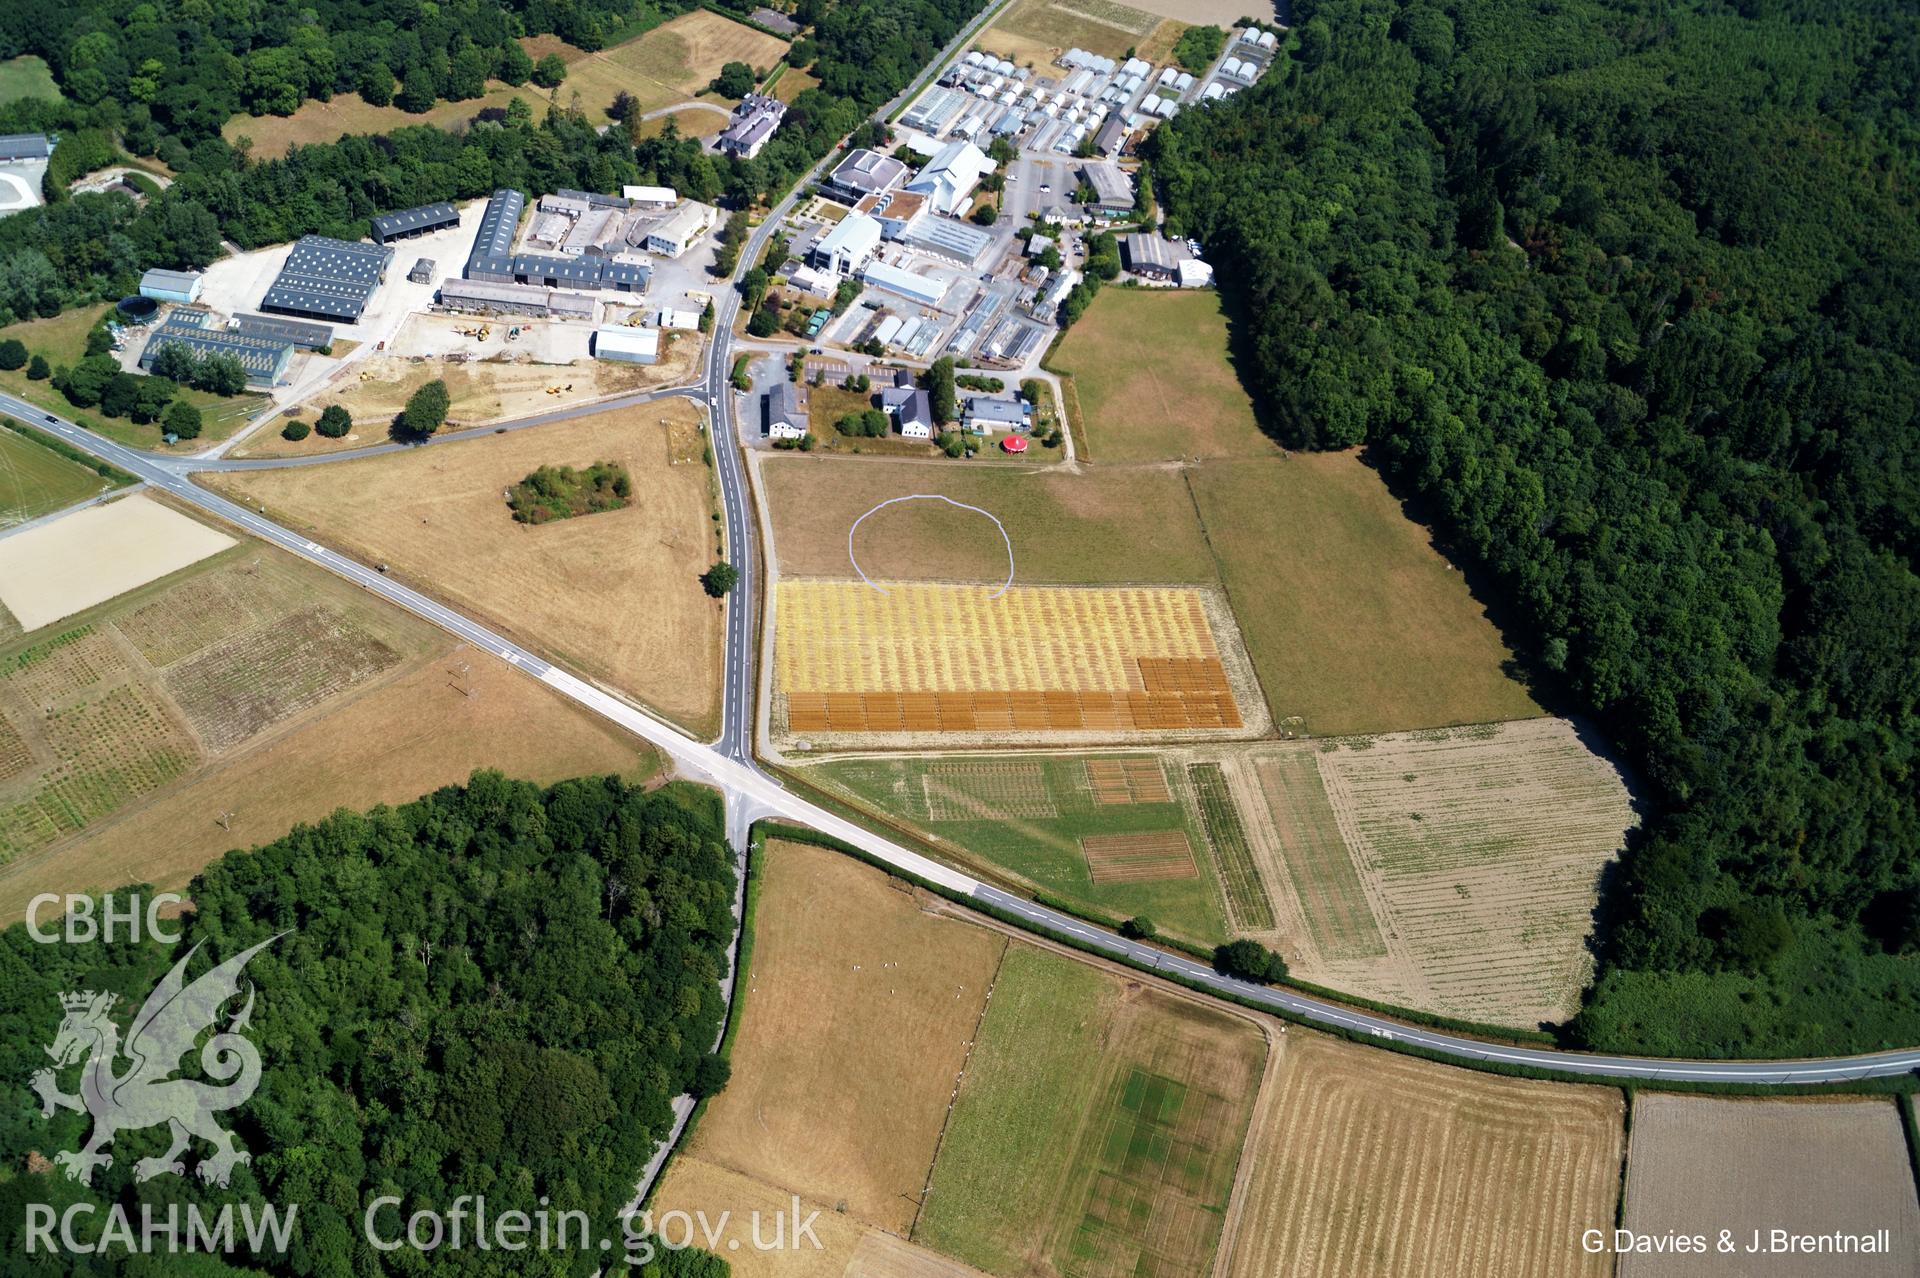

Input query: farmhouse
[881,386,934,438]
[137,310,294,388]
[1079,164,1134,219]
[139,268,203,304]
[906,139,993,217]
[261,235,394,323]
[765,381,809,439]
[811,212,883,276]
[718,95,788,159]
[646,202,715,258]
[438,278,596,320]
[593,326,660,365]
[826,149,909,203]
[370,200,458,244]
[962,394,1026,435]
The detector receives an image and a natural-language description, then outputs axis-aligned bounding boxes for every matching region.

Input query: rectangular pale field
[687,839,1006,1236]
[1225,1031,1623,1278]
[0,495,234,632]
[983,0,1173,66]
[208,402,724,736]
[775,581,1263,739]
[1619,1095,1920,1278]
[1226,718,1635,1028]
[916,947,1266,1278]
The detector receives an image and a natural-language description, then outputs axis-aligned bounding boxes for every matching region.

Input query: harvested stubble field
[0,427,110,529]
[1225,1030,1623,1278]
[916,947,1265,1278]
[774,581,1261,743]
[0,639,653,920]
[1049,289,1276,463]
[982,0,1182,66]
[763,457,1218,584]
[1618,1096,1920,1278]
[0,546,439,875]
[209,402,724,735]
[1213,717,1635,1028]
[1189,453,1541,736]
[808,754,1232,943]
[685,839,1006,1236]
[652,1156,987,1278]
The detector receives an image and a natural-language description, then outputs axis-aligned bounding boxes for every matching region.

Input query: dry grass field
[1619,1095,1920,1278]
[916,947,1265,1278]
[0,640,653,919]
[774,581,1257,740]
[225,12,784,150]
[241,343,698,459]
[1189,453,1542,736]
[1213,718,1635,1027]
[653,1156,990,1278]
[763,458,1217,584]
[982,0,1182,67]
[0,545,437,877]
[1048,290,1275,463]
[208,402,724,735]
[1225,1031,1624,1278]
[0,495,235,633]
[687,839,1006,1235]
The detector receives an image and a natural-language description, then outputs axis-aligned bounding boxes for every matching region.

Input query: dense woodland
[0,0,988,330]
[0,773,737,1276]
[1149,0,1920,1055]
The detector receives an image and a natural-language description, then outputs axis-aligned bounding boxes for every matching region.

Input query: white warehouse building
[862,260,947,309]
[593,326,659,364]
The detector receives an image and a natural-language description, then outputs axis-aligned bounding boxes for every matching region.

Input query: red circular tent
[1000,435,1029,454]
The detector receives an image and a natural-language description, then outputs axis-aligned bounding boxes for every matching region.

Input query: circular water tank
[117,295,159,324]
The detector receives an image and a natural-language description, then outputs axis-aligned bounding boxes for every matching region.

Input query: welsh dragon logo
[30,934,284,1188]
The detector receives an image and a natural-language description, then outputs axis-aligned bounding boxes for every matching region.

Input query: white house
[646,202,714,258]
[765,381,809,439]
[622,184,677,207]
[811,212,883,276]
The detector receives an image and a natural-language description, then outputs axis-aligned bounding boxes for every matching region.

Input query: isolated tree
[359,61,394,106]
[25,353,50,380]
[970,202,998,226]
[131,376,176,423]
[316,404,352,438]
[403,379,450,435]
[1213,939,1287,984]
[0,338,25,370]
[164,400,202,440]
[701,561,739,597]
[1119,916,1156,940]
[531,53,568,89]
[398,64,437,113]
[691,1053,731,1098]
[282,419,310,441]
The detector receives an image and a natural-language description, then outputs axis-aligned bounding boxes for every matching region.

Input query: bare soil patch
[1619,1095,1920,1278]
[1224,1030,1623,1278]
[208,402,724,735]
[688,839,1006,1235]
[0,495,234,633]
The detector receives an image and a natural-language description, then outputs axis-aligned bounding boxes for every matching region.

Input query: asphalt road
[6,0,1918,1087]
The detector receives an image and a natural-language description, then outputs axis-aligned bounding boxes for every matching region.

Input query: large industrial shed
[137,311,294,387]
[465,188,527,280]
[370,201,459,244]
[138,268,203,304]
[592,326,659,365]
[438,278,596,320]
[260,235,394,323]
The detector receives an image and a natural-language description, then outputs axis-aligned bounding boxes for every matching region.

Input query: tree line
[1146,0,1920,1057]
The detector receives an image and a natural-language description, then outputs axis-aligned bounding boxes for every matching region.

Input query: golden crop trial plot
[774,580,1257,738]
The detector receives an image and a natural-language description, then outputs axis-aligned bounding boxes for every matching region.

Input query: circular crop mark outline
[848,495,1015,600]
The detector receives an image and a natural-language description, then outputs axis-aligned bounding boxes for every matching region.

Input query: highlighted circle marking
[847,495,1014,600]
